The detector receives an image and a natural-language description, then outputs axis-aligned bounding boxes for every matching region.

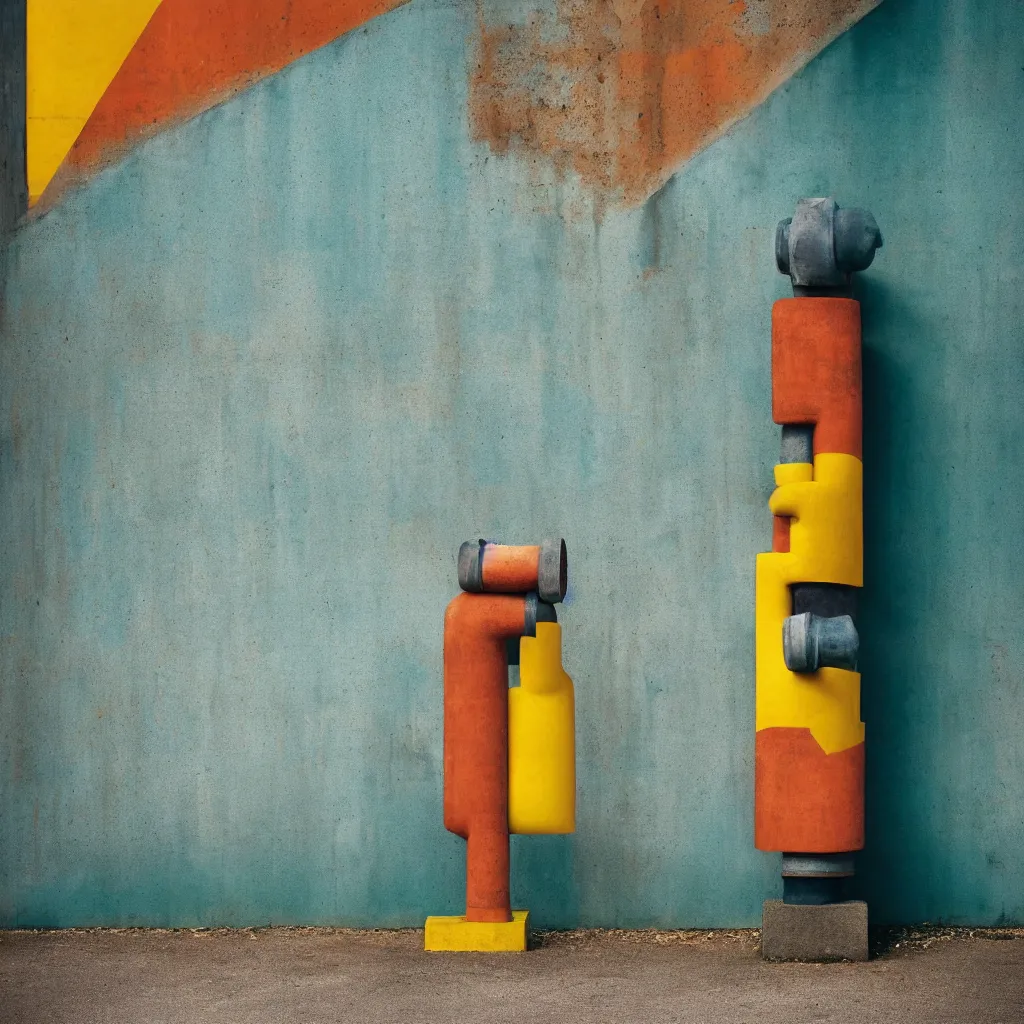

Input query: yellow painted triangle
[27,0,164,204]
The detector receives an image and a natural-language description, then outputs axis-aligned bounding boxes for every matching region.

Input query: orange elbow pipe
[458,539,567,604]
[443,592,530,923]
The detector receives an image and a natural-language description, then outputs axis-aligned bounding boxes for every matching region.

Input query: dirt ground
[2,925,1022,1023]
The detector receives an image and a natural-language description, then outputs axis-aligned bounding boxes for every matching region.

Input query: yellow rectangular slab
[424,910,529,951]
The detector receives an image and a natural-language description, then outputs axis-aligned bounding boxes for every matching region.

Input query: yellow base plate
[424,910,530,951]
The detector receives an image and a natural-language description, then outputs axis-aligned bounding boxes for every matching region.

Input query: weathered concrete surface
[762,899,868,961]
[470,0,883,205]
[2,929,1023,1023]
[3,0,1024,931]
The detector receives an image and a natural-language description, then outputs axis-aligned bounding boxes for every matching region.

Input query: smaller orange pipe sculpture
[428,539,568,950]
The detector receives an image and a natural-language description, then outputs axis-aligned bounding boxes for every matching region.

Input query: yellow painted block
[766,453,863,587]
[756,452,864,754]
[424,910,530,952]
[509,622,575,835]
[774,461,814,487]
[27,0,163,203]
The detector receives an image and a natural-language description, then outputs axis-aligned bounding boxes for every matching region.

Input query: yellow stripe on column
[755,452,865,755]
[27,0,163,204]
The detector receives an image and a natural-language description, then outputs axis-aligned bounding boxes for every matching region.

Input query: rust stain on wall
[470,0,882,206]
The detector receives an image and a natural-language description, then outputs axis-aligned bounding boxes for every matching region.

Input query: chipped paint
[470,0,882,205]
[26,0,163,204]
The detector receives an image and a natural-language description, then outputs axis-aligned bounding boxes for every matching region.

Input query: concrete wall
[1,0,1022,927]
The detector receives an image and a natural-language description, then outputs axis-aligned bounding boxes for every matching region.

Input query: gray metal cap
[538,538,568,604]
[783,612,859,673]
[457,540,486,593]
[776,198,882,291]
[782,854,856,878]
[524,592,558,637]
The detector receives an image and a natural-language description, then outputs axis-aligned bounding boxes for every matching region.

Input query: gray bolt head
[783,612,859,673]
[457,539,485,593]
[776,198,882,289]
[538,538,568,604]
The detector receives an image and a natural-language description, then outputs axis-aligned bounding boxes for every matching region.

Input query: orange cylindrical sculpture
[755,296,865,854]
[443,592,529,922]
[758,198,879,955]
[430,537,569,948]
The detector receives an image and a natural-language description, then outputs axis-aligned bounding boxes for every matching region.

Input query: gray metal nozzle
[776,198,882,292]
[457,539,486,593]
[539,538,568,604]
[524,591,557,638]
[783,612,859,672]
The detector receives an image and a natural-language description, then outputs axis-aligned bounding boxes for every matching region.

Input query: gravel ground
[2,925,1022,1023]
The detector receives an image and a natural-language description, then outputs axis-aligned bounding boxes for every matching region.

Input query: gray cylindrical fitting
[783,612,859,672]
[781,854,855,878]
[776,198,882,290]
[524,591,557,638]
[538,538,568,604]
[775,218,792,276]
[457,539,486,593]
[788,198,843,289]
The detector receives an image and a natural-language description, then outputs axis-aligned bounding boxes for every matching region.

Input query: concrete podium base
[761,900,868,962]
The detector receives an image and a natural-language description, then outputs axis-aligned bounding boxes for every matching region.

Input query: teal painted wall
[0,0,25,236]
[1,0,1022,927]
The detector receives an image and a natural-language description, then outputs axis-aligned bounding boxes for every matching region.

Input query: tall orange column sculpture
[757,198,882,961]
[426,539,574,951]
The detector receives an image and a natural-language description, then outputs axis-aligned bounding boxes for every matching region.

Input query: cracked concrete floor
[2,927,1022,1023]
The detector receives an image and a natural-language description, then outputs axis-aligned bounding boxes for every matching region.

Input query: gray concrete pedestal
[761,900,869,961]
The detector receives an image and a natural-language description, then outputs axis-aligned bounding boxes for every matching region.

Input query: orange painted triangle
[37,0,884,211]
[37,0,408,210]
[27,0,164,204]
